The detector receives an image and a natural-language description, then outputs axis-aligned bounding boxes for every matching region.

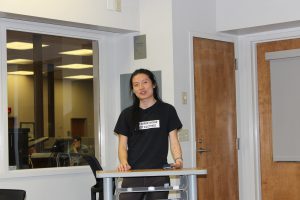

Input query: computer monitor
[8,128,30,169]
[51,139,72,153]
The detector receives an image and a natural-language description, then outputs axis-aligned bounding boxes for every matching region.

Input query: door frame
[236,27,300,200]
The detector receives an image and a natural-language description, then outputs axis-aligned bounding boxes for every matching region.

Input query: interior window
[7,30,97,169]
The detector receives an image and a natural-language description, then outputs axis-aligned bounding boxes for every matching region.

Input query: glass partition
[7,30,98,169]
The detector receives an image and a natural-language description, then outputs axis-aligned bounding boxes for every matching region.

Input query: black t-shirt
[114,101,182,169]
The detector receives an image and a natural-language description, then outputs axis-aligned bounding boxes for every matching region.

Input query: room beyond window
[7,30,98,169]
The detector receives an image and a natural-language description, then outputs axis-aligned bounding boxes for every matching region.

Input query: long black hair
[129,68,161,133]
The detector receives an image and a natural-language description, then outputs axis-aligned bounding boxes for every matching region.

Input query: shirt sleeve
[167,105,183,133]
[114,109,130,137]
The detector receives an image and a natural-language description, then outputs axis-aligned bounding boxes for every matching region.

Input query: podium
[96,168,207,200]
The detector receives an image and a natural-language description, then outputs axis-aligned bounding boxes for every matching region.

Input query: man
[70,136,90,165]
[71,136,89,154]
[115,69,183,200]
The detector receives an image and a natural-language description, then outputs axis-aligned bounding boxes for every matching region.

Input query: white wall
[134,0,174,104]
[0,0,140,31]
[0,169,94,200]
[216,0,300,31]
[100,33,135,169]
[172,0,217,168]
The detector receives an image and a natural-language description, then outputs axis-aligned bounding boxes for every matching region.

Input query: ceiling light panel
[56,64,93,69]
[8,71,34,75]
[7,59,33,65]
[59,49,93,56]
[7,42,48,50]
[64,75,93,80]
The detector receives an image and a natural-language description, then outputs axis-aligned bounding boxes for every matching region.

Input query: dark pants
[119,176,170,200]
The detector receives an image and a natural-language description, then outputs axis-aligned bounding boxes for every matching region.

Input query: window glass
[7,30,97,169]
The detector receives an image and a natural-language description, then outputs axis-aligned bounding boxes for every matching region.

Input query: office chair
[0,189,26,200]
[82,155,105,200]
[56,152,71,167]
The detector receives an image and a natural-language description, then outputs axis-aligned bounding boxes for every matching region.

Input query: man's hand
[171,158,183,169]
[118,162,131,171]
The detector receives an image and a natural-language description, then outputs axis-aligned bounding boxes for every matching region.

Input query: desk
[96,168,207,200]
[30,152,55,168]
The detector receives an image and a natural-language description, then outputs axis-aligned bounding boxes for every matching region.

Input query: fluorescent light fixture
[7,42,48,50]
[64,75,93,79]
[56,64,93,69]
[59,49,93,56]
[8,71,34,75]
[7,59,33,65]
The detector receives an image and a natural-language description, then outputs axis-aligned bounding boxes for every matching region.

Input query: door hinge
[234,58,238,70]
[236,137,240,150]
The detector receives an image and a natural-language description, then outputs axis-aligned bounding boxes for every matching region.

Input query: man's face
[132,73,155,101]
[73,139,81,148]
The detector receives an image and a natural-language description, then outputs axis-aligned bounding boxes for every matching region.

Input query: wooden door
[71,118,87,137]
[257,38,300,200]
[193,37,239,200]
[8,117,16,129]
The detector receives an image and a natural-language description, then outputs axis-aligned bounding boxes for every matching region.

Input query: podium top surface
[96,168,207,178]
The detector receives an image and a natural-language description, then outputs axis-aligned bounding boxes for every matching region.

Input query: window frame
[0,18,108,177]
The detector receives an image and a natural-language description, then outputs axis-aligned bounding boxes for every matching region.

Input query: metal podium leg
[188,174,197,200]
[103,177,113,200]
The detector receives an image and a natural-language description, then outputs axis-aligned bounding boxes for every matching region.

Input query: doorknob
[197,147,210,153]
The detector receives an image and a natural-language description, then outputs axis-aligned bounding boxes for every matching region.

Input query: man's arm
[169,129,183,169]
[118,134,131,171]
